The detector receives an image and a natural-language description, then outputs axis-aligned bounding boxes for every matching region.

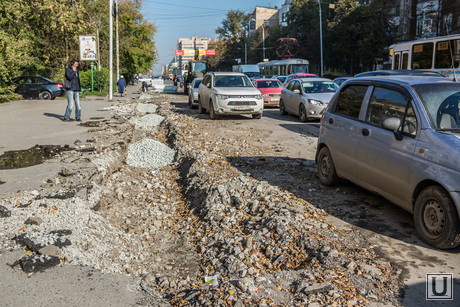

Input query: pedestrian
[142,81,148,92]
[63,59,82,121]
[173,76,178,86]
[117,75,127,97]
[131,76,135,86]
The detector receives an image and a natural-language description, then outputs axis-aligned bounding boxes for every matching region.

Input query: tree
[118,0,157,79]
[215,10,250,67]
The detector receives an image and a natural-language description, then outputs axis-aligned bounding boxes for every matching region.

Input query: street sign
[79,35,97,61]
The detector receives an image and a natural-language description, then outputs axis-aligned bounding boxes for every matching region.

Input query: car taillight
[57,83,63,89]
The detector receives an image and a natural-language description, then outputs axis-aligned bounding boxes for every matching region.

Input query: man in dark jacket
[63,59,82,121]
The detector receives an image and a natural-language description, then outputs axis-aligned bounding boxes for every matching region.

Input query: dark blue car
[13,76,66,100]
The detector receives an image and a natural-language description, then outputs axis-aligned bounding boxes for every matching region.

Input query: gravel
[135,114,164,127]
[0,92,403,306]
[125,139,176,168]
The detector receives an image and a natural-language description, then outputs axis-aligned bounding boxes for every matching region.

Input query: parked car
[283,73,319,87]
[280,78,339,122]
[333,76,353,86]
[198,72,264,119]
[253,78,284,107]
[316,76,460,249]
[13,76,65,100]
[354,70,444,78]
[187,77,202,108]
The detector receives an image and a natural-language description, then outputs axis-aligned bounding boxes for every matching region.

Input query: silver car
[280,78,339,121]
[316,76,460,249]
[187,77,202,108]
[198,72,264,119]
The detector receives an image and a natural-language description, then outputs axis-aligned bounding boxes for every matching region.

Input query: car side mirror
[381,117,403,141]
[293,89,300,94]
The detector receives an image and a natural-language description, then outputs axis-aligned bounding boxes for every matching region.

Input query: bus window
[402,52,409,70]
[435,39,460,69]
[291,64,308,74]
[394,53,400,69]
[412,42,433,69]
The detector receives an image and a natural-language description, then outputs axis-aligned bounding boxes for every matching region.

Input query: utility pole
[317,0,323,77]
[116,0,119,80]
[109,0,113,100]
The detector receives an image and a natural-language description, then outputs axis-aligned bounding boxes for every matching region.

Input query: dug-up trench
[90,94,402,306]
[1,92,403,306]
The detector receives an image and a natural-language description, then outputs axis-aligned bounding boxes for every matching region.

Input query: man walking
[63,59,82,121]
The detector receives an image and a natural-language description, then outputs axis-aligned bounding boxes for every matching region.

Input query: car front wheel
[414,186,460,249]
[198,98,206,114]
[39,91,52,100]
[280,100,287,115]
[317,146,339,186]
[299,104,308,122]
[252,113,262,119]
[209,101,218,120]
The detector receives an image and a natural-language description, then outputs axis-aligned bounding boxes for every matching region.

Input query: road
[193,102,459,306]
[1,88,458,306]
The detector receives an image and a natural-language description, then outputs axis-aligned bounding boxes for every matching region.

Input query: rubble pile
[0,91,402,306]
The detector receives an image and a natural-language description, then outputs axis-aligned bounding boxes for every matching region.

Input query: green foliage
[79,68,109,92]
[0,0,157,103]
[215,10,250,65]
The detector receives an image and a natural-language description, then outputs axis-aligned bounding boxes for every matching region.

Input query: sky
[141,0,285,74]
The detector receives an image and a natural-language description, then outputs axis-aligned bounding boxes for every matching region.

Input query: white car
[187,78,202,108]
[198,72,264,119]
[280,78,339,121]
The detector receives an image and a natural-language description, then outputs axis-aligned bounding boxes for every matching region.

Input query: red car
[253,78,284,107]
[283,73,318,87]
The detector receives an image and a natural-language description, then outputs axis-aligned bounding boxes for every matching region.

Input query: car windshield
[256,80,283,88]
[192,62,207,74]
[193,80,202,88]
[413,83,460,131]
[302,81,339,93]
[214,75,253,87]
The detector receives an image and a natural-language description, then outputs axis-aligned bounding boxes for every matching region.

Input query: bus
[258,58,309,77]
[389,34,460,77]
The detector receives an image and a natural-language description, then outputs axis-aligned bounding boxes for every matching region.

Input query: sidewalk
[0,85,138,195]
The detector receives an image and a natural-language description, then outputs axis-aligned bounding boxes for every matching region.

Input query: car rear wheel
[317,146,339,186]
[280,100,287,115]
[39,91,52,100]
[299,104,308,122]
[209,101,218,120]
[198,98,206,114]
[414,186,460,249]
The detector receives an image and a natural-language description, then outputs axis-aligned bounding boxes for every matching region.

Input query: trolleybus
[258,58,309,77]
[389,34,460,77]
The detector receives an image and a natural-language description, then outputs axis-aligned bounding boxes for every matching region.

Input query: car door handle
[362,128,370,136]
[328,118,334,124]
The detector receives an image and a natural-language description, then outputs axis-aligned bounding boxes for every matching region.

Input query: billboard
[175,49,216,56]
[79,35,97,61]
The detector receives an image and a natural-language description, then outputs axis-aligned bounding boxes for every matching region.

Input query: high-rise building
[175,36,212,76]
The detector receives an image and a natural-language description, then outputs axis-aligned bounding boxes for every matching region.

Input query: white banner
[79,35,97,61]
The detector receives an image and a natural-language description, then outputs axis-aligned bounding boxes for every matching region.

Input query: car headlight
[308,99,323,105]
[262,94,268,97]
[216,94,229,99]
[256,94,263,99]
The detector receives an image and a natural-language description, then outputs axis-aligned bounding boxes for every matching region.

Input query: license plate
[271,98,280,101]
[234,107,251,111]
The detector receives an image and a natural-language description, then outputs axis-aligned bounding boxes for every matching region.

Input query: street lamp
[317,0,323,77]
